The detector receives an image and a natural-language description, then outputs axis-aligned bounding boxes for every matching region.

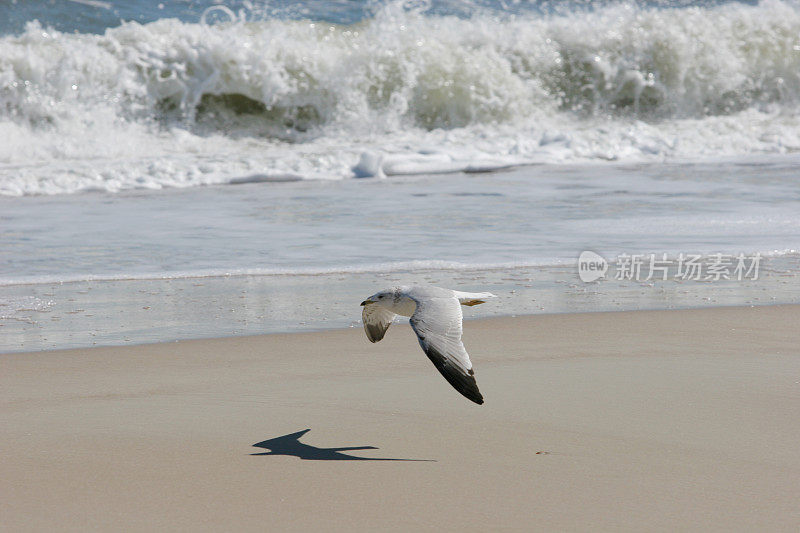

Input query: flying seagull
[360,285,496,404]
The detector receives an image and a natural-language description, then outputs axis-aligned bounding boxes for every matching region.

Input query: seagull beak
[360,299,374,306]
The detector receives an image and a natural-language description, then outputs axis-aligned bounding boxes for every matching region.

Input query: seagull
[360,285,496,404]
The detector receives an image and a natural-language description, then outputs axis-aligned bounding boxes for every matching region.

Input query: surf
[2,0,800,195]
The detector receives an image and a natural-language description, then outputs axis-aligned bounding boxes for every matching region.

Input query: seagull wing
[410,296,484,404]
[362,303,397,343]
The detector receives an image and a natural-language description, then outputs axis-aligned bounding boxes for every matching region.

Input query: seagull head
[360,290,390,306]
[360,287,406,307]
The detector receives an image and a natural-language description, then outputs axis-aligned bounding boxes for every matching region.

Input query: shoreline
[1,300,795,356]
[3,253,800,353]
[3,305,799,530]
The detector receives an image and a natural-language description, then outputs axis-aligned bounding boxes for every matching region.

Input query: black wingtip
[446,368,483,405]
[420,345,485,405]
[461,388,484,405]
[467,389,484,405]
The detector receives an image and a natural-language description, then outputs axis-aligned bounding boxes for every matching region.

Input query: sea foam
[2,0,800,195]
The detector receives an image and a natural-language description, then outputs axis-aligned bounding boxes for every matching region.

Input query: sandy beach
[2,304,799,531]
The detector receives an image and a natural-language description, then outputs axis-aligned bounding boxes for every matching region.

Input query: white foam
[3,248,799,289]
[2,1,800,195]
[0,295,54,324]
[0,259,574,287]
[352,151,386,178]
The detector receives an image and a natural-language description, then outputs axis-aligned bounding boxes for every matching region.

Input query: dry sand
[2,305,799,531]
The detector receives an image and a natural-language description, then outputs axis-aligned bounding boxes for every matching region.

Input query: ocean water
[2,158,800,285]
[1,0,799,351]
[2,0,800,194]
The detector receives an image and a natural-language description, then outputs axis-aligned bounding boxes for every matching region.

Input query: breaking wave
[2,0,800,195]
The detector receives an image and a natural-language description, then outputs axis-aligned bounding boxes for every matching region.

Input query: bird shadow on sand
[251,429,435,462]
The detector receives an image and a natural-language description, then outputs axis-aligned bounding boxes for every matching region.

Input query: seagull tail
[454,291,497,307]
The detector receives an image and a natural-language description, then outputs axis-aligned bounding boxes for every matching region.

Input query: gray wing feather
[362,303,397,343]
[409,296,484,405]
